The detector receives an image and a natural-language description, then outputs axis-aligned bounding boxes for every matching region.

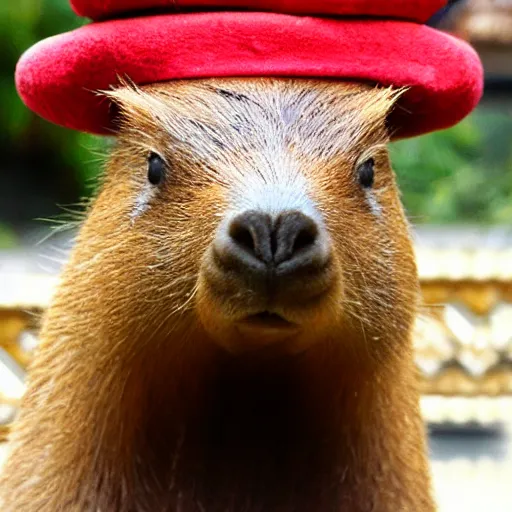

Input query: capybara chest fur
[0,79,435,511]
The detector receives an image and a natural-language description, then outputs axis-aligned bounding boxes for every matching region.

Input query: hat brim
[70,0,446,23]
[15,12,483,139]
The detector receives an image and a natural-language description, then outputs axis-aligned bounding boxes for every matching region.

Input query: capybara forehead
[108,79,400,163]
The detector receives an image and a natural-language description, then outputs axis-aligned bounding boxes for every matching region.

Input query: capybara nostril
[229,210,273,264]
[273,211,319,266]
[227,210,321,270]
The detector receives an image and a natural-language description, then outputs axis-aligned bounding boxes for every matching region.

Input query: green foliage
[0,0,104,198]
[0,0,83,138]
[391,109,512,224]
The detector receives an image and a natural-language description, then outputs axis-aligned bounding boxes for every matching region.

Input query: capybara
[0,79,435,512]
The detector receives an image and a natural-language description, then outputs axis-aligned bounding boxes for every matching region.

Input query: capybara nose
[227,210,320,270]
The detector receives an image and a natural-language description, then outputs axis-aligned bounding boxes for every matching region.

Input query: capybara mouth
[236,312,299,335]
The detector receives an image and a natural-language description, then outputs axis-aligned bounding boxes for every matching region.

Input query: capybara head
[87,78,418,358]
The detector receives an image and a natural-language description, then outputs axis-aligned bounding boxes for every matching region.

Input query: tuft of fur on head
[105,79,405,161]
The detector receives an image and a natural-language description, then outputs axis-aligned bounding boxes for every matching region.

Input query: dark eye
[357,158,375,189]
[147,152,165,185]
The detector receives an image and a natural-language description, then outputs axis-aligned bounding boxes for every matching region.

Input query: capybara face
[93,78,418,355]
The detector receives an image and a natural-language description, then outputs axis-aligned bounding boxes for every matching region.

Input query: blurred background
[0,1,511,510]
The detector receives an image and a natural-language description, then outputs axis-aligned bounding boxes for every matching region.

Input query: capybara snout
[213,208,331,290]
[201,200,338,352]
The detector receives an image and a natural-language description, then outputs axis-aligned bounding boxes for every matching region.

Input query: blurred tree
[0,0,105,231]
[391,109,512,224]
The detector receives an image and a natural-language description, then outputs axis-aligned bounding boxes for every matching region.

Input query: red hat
[15,1,483,139]
[70,0,446,23]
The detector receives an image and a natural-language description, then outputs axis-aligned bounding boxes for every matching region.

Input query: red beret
[70,0,446,23]
[15,6,483,139]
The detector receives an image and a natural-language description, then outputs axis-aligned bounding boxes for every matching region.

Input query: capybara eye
[147,152,166,185]
[357,158,375,189]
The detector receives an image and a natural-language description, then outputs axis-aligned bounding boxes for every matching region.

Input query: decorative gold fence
[414,244,512,426]
[1,244,511,441]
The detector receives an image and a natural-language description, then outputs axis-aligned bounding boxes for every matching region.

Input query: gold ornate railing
[1,244,511,440]
[415,245,512,398]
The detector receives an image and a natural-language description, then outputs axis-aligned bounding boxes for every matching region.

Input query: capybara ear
[330,86,407,148]
[102,80,170,134]
[357,86,407,140]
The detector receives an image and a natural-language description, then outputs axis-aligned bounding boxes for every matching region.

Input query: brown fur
[0,79,435,511]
